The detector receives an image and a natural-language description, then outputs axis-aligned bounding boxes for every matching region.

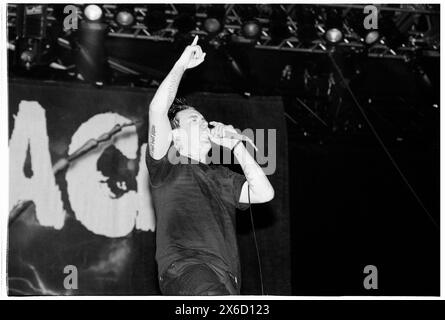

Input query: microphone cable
[248,185,265,295]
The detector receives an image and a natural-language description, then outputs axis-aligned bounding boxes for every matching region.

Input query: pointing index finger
[191,35,199,46]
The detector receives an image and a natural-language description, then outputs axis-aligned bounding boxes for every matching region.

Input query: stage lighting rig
[83,4,103,22]
[203,18,221,34]
[344,11,380,47]
[6,3,441,78]
[296,7,321,45]
[377,9,420,50]
[14,4,53,70]
[242,20,262,40]
[324,8,344,44]
[75,11,108,85]
[268,6,291,45]
[202,4,225,35]
[363,30,380,45]
[115,6,135,28]
[144,5,168,33]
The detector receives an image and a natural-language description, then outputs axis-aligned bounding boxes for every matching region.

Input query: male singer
[146,36,274,295]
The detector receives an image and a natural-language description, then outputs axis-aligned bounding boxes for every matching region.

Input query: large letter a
[9,101,65,229]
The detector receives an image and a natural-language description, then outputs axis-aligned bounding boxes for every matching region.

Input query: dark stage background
[289,139,439,295]
[284,56,440,296]
[8,79,290,295]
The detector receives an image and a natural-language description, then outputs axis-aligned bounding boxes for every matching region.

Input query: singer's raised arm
[148,36,206,160]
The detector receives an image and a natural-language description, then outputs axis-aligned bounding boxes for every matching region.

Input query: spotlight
[115,8,135,28]
[324,8,343,44]
[84,4,102,22]
[203,4,224,34]
[242,20,261,39]
[364,30,380,45]
[325,28,343,43]
[204,18,221,34]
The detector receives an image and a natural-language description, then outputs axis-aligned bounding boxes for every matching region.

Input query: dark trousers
[159,259,239,296]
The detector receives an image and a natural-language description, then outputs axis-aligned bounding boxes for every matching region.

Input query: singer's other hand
[208,121,239,149]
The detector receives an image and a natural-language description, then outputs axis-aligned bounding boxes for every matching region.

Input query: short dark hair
[168,98,194,129]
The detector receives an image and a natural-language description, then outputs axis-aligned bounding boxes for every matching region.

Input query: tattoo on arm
[149,125,156,156]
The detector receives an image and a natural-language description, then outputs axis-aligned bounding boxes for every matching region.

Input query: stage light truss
[7,4,440,60]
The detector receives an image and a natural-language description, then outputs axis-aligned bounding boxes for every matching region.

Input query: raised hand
[176,36,207,70]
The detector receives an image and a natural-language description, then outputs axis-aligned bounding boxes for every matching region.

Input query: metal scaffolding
[7,3,440,60]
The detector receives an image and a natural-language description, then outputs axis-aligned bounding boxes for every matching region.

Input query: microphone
[208,124,258,151]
